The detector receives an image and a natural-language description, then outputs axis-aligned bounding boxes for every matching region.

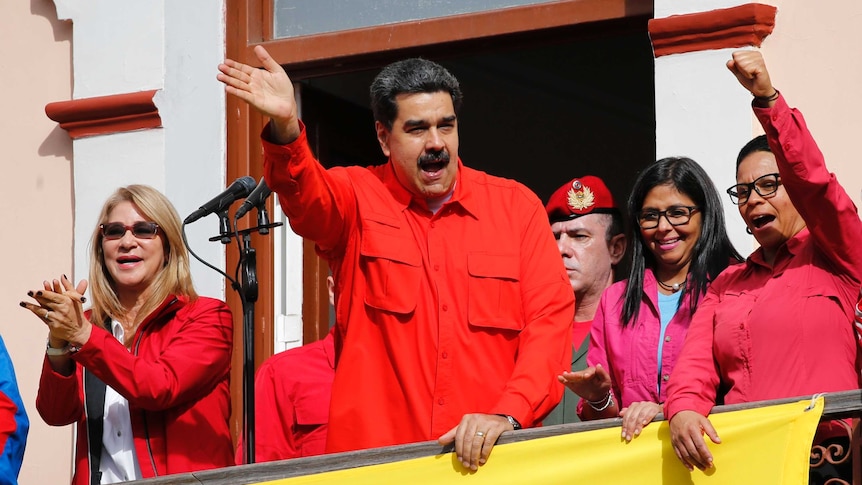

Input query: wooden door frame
[223,0,651,441]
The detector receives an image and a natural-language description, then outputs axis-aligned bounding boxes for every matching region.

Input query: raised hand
[557,363,612,402]
[726,50,776,99]
[21,275,91,348]
[217,45,301,144]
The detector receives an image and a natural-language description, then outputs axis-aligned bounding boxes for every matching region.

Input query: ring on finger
[43,310,52,321]
[475,431,485,438]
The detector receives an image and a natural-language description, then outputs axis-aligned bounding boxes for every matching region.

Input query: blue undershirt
[657,290,683,394]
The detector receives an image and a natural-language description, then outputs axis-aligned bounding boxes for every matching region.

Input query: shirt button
[117,431,122,437]
[739,323,744,329]
[430,222,435,228]
[434,264,440,271]
[438,398,445,405]
[442,351,448,359]
[664,336,671,342]
[783,143,791,151]
[662,374,670,381]
[772,114,778,121]
[442,304,448,311]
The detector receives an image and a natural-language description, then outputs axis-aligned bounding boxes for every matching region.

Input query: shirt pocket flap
[360,229,421,314]
[467,253,523,331]
[360,229,421,266]
[294,386,331,426]
[467,253,520,280]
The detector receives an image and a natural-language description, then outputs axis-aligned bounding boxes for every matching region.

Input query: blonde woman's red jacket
[36,295,234,485]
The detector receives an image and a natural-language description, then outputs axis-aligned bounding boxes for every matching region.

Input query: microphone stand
[236,209,281,465]
[199,205,282,465]
[240,230,258,465]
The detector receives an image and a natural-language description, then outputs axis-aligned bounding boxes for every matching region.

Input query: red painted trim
[648,3,777,58]
[44,90,161,139]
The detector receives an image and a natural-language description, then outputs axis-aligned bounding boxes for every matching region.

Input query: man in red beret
[542,176,626,425]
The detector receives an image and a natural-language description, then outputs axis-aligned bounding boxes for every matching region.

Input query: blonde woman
[21,185,234,484]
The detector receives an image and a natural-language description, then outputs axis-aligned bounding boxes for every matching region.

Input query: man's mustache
[417,151,450,166]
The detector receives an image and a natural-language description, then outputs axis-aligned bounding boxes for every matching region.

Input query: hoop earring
[745,226,753,235]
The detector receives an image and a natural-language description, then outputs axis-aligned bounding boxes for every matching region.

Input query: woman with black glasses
[20,185,234,484]
[558,156,741,441]
[665,51,862,485]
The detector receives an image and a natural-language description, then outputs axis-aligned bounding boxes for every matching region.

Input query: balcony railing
[132,389,862,485]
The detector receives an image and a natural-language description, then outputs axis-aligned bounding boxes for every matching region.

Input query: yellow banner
[259,398,823,485]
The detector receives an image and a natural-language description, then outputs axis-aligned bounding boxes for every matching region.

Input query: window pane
[274,0,559,39]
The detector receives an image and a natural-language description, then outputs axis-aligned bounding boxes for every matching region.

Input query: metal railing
[133,389,862,485]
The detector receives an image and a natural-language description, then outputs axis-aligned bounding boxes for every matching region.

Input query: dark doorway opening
[298,23,655,206]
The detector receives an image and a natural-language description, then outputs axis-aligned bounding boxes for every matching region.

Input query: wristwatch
[497,414,522,430]
[45,340,81,356]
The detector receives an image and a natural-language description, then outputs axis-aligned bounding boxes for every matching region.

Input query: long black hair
[621,157,742,326]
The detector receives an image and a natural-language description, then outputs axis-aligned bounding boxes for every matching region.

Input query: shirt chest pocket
[712,290,756,362]
[294,386,329,455]
[467,253,524,332]
[294,385,330,427]
[360,229,422,315]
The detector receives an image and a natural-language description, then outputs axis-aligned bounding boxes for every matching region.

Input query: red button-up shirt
[263,123,573,453]
[665,96,862,420]
[237,329,335,462]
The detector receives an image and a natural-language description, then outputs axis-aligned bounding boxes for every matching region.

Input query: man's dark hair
[370,58,463,130]
[736,134,771,170]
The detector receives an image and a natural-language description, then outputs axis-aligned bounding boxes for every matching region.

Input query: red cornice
[648,3,777,58]
[45,90,161,139]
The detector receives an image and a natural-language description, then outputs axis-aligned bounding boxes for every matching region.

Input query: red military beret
[545,175,618,223]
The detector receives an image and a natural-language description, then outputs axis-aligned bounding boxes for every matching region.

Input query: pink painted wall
[0,1,75,483]
[764,0,862,204]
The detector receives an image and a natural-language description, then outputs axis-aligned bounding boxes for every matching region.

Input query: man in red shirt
[541,176,626,426]
[218,47,574,471]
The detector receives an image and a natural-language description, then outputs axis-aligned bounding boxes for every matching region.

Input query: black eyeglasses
[726,173,781,205]
[637,206,699,229]
[100,221,160,240]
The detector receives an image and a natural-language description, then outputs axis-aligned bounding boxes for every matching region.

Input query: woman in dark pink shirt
[665,51,862,485]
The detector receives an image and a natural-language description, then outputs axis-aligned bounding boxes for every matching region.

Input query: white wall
[655,48,755,254]
[655,0,746,19]
[53,0,228,298]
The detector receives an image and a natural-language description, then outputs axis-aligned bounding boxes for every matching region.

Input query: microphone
[184,176,257,224]
[234,177,272,220]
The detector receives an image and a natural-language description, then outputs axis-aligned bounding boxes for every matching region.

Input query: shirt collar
[380,158,478,217]
[110,319,125,342]
[747,227,808,268]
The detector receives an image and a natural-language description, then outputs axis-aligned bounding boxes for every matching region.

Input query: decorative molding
[648,3,777,58]
[45,90,161,139]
